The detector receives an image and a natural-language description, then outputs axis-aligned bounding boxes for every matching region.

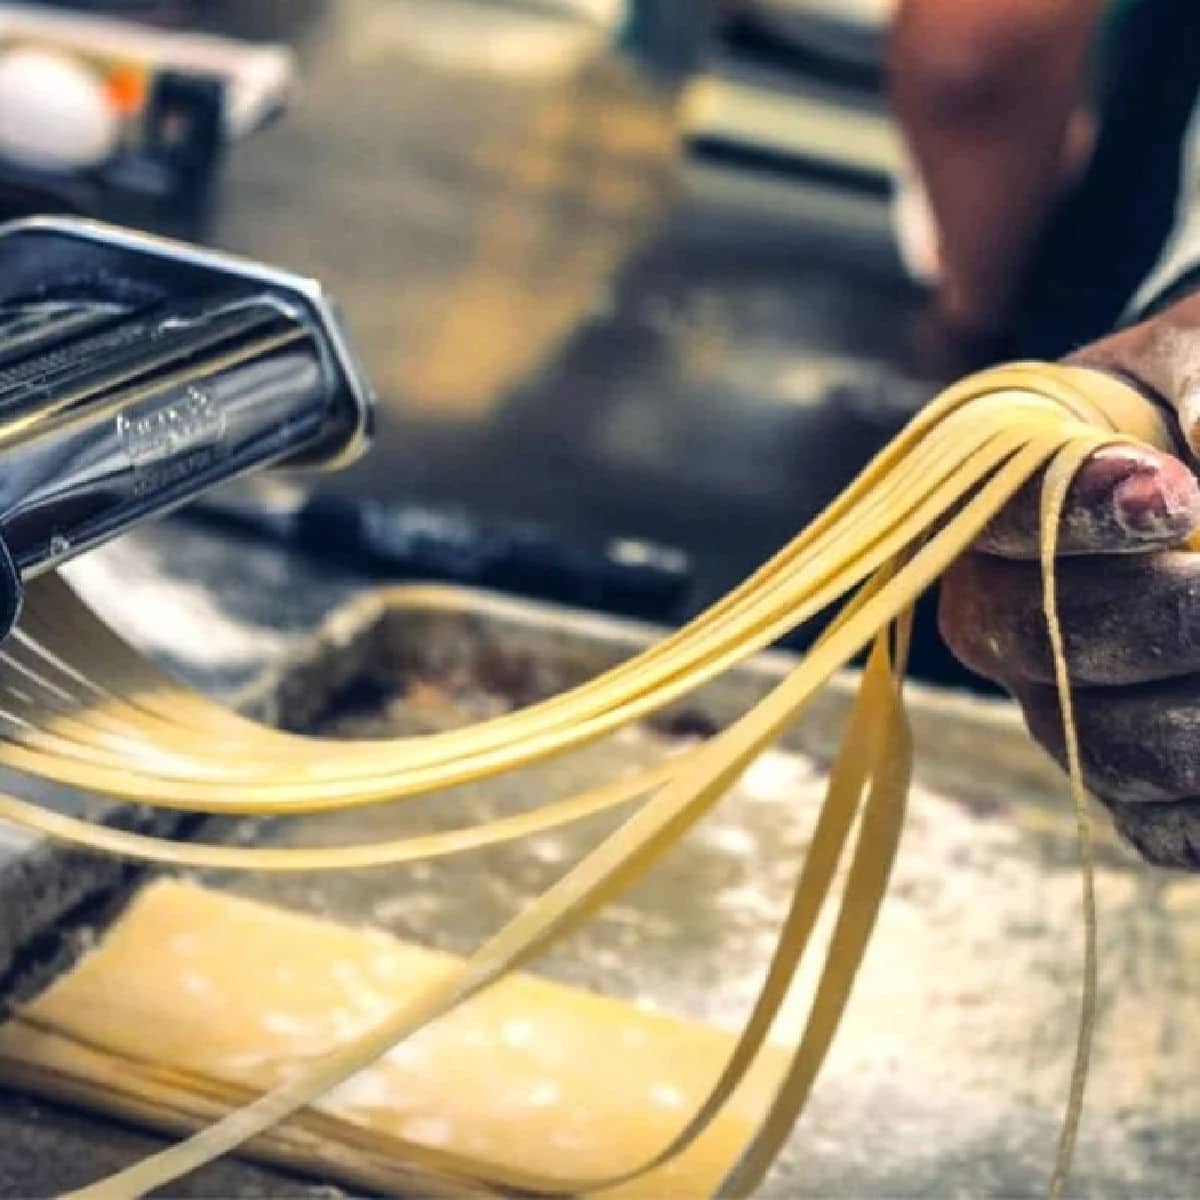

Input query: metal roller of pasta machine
[0,214,376,639]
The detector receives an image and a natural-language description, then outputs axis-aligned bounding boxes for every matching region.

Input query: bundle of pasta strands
[0,361,1178,1199]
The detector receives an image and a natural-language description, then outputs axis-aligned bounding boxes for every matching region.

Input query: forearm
[889,0,1102,336]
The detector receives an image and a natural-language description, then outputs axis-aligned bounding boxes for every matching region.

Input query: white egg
[0,45,119,171]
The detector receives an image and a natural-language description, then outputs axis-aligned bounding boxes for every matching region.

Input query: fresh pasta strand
[1039,443,1102,1200]
[0,405,1079,808]
[0,385,1105,792]
[0,362,1169,1198]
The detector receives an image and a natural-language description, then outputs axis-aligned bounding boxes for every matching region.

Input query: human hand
[939,293,1200,867]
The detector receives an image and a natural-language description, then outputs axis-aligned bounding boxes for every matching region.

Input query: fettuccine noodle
[0,362,1173,1198]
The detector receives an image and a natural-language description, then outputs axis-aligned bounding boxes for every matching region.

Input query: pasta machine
[0,214,376,640]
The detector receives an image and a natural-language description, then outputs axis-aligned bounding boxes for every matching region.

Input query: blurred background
[0,0,1177,690]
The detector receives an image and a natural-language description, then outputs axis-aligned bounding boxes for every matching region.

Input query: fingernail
[1111,452,1200,537]
[1079,445,1157,491]
[1073,446,1160,515]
